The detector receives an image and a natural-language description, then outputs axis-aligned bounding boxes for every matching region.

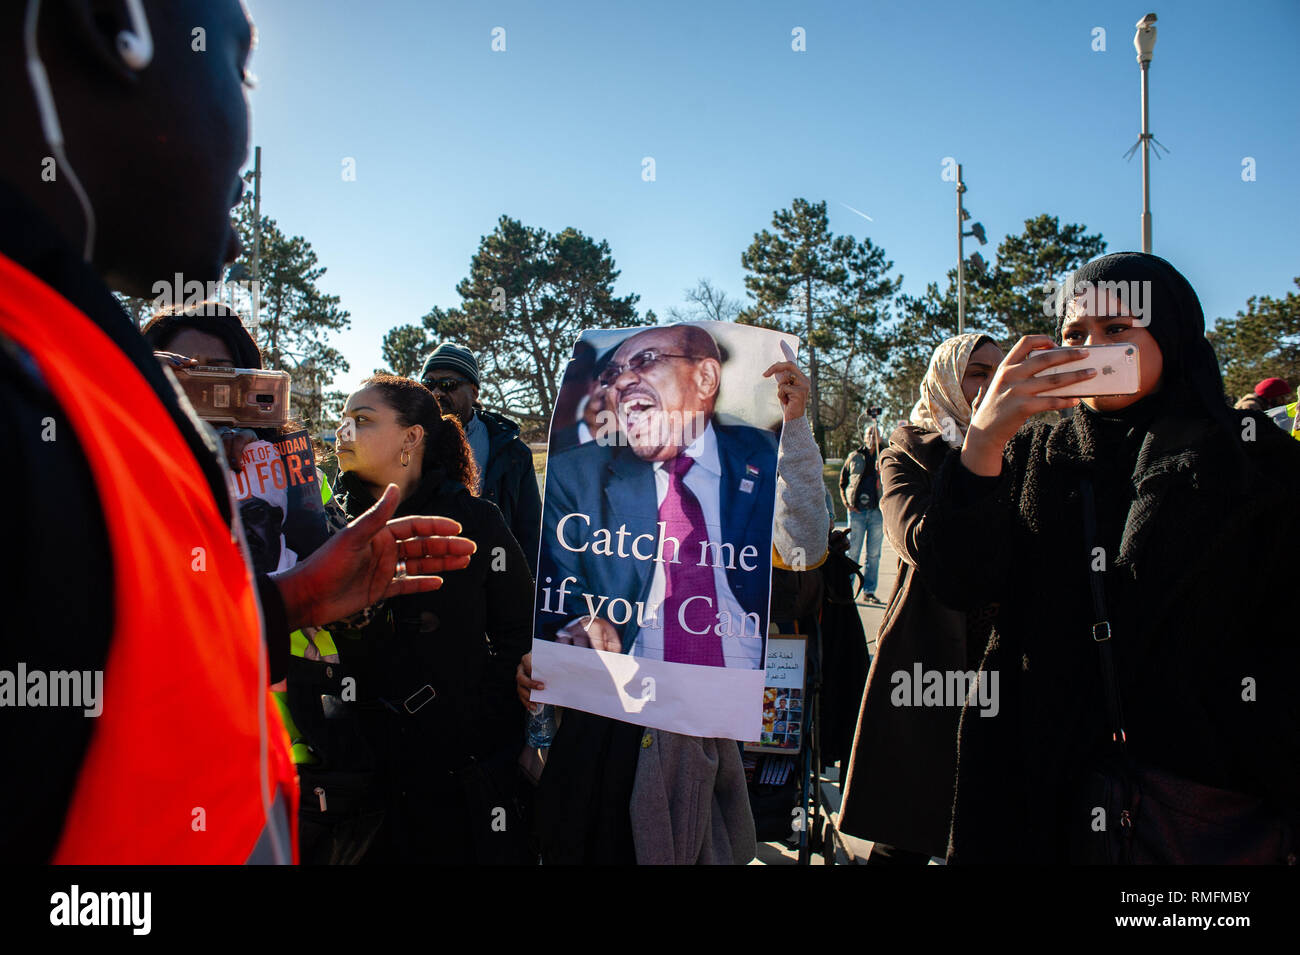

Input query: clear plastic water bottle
[526,702,557,748]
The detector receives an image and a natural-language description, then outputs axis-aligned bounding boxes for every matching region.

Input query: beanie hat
[419,342,480,388]
[1254,377,1290,402]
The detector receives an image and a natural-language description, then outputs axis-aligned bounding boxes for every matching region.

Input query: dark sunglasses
[598,349,700,388]
[423,377,467,393]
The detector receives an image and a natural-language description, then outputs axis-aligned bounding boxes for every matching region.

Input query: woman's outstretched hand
[961,335,1093,476]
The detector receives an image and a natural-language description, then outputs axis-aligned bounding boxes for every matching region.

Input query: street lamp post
[251,145,262,334]
[955,163,987,335]
[957,165,966,334]
[1134,14,1157,253]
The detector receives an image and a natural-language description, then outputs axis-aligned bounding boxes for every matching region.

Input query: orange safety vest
[0,252,297,863]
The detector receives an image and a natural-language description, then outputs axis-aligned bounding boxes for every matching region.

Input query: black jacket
[0,182,289,863]
[839,446,880,511]
[476,408,542,576]
[307,468,534,862]
[921,406,1300,863]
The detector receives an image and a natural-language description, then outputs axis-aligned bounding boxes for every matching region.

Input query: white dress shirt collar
[653,419,719,478]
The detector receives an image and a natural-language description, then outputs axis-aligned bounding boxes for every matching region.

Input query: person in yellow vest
[1272,387,1299,441]
[0,0,473,863]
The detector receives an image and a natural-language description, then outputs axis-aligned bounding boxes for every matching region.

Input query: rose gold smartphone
[1034,344,1141,398]
[174,365,291,427]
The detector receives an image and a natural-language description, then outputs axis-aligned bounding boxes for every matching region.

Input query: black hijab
[1055,252,1239,446]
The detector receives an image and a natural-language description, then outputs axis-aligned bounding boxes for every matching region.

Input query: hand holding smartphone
[173,364,292,427]
[1034,344,1140,397]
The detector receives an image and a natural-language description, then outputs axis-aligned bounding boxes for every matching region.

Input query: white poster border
[530,639,767,740]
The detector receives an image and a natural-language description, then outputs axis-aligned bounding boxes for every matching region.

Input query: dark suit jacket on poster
[537,422,778,659]
[548,422,583,457]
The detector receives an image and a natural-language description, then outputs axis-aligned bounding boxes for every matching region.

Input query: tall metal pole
[956,163,966,335]
[1133,14,1157,253]
[1139,62,1151,252]
[251,145,262,346]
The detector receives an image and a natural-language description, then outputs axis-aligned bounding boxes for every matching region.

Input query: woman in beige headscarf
[839,332,1003,864]
[909,332,998,447]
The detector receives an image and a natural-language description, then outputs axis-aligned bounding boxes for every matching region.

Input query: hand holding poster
[530,321,799,739]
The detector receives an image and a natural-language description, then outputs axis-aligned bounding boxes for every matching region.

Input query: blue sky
[241,0,1300,393]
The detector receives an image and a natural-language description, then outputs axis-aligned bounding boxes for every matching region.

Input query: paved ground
[752,525,909,865]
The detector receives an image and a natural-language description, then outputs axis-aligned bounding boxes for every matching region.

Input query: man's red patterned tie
[660,455,724,666]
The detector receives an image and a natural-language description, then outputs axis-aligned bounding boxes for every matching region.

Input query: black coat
[295,467,535,863]
[476,408,543,576]
[921,407,1300,863]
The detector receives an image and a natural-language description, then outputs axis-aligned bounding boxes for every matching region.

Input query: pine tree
[1208,277,1300,402]
[432,216,647,424]
[231,199,351,429]
[971,213,1106,341]
[740,198,900,452]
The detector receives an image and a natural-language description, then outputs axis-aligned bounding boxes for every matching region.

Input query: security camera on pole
[1125,14,1167,253]
[955,163,987,335]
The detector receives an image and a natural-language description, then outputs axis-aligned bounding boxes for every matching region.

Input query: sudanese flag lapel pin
[740,463,760,493]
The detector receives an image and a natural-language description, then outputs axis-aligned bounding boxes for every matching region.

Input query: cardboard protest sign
[530,321,799,739]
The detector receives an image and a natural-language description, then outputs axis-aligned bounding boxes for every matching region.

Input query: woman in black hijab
[920,252,1298,864]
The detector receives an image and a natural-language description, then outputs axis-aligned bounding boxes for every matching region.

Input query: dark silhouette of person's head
[1,1,255,297]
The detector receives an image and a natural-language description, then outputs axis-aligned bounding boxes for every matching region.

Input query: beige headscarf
[909,332,989,448]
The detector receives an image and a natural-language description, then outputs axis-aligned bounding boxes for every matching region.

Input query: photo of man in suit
[536,323,778,670]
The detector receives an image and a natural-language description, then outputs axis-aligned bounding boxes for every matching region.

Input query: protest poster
[228,429,338,670]
[746,636,807,753]
[228,428,331,576]
[530,321,799,739]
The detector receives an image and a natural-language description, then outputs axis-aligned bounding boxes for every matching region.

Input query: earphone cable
[24,0,98,263]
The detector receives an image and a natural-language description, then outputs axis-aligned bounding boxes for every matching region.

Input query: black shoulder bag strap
[1079,478,1127,751]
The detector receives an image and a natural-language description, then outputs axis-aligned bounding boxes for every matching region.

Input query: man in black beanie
[420,342,542,575]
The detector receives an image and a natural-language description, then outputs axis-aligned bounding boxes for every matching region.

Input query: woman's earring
[400,449,411,468]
